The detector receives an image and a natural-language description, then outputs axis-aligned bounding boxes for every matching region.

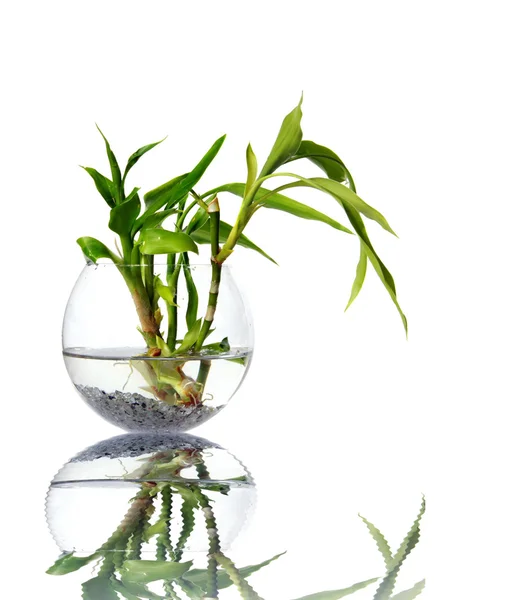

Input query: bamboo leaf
[81,167,115,207]
[139,207,180,231]
[123,138,166,182]
[82,576,120,600]
[120,560,193,584]
[260,96,303,177]
[182,256,199,329]
[245,143,258,195]
[310,178,396,236]
[290,140,356,189]
[359,514,393,570]
[96,125,122,205]
[373,497,425,600]
[176,318,202,353]
[142,173,188,211]
[185,207,209,235]
[142,134,225,217]
[109,188,141,235]
[275,176,406,333]
[202,337,230,353]
[47,552,98,575]
[391,580,425,600]
[289,578,379,600]
[139,230,199,255]
[204,183,352,235]
[346,244,367,310]
[191,218,277,264]
[154,276,178,306]
[77,236,120,264]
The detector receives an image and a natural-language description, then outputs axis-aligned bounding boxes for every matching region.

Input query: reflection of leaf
[82,576,119,600]
[46,552,99,575]
[184,551,286,590]
[114,579,165,600]
[289,577,379,600]
[359,515,393,570]
[391,580,426,600]
[373,497,425,600]
[121,559,192,584]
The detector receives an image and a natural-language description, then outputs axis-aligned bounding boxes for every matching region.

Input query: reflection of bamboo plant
[47,448,425,600]
[76,98,406,408]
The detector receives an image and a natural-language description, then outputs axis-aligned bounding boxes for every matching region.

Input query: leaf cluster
[78,98,406,336]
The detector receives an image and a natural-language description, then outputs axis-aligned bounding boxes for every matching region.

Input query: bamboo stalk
[195,197,221,351]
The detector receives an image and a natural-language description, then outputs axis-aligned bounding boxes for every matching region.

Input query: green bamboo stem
[167,254,182,349]
[195,198,221,352]
[142,254,155,305]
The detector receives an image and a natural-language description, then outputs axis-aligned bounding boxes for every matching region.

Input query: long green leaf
[289,578,379,600]
[391,580,425,600]
[120,560,192,584]
[123,137,166,182]
[359,515,393,570]
[46,552,98,575]
[142,173,188,211]
[142,134,225,216]
[260,96,303,177]
[346,244,367,310]
[109,188,141,235]
[310,178,396,236]
[203,183,352,235]
[139,229,199,255]
[154,275,177,306]
[139,207,180,231]
[191,218,277,264]
[96,125,122,205]
[290,140,356,189]
[81,167,115,207]
[77,236,120,264]
[176,318,202,353]
[82,576,119,600]
[373,498,425,600]
[275,176,406,333]
[186,207,209,234]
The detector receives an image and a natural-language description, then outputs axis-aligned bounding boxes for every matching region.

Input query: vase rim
[84,260,232,268]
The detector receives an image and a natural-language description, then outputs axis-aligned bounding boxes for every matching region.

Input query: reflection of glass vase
[62,263,254,432]
[46,433,426,599]
[46,433,256,557]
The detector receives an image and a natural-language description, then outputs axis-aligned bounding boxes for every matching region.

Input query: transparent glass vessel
[46,433,256,556]
[63,262,254,431]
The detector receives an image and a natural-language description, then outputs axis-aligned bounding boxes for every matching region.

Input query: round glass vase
[63,262,254,432]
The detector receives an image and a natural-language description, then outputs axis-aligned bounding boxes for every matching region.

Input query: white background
[1,0,520,598]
